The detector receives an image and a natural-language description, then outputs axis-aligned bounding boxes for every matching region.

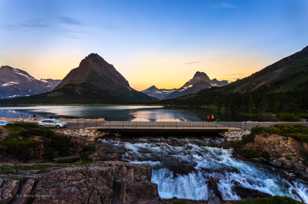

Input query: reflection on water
[0,105,202,121]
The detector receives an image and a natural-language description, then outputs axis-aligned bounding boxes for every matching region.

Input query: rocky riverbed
[93,136,308,203]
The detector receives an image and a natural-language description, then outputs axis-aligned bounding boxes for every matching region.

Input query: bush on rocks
[0,122,75,162]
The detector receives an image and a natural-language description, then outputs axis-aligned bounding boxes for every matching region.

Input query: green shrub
[44,135,73,160]
[236,196,301,204]
[237,148,270,159]
[171,201,189,204]
[249,125,308,144]
[80,144,96,162]
[0,136,39,161]
[0,122,75,162]
[277,113,300,121]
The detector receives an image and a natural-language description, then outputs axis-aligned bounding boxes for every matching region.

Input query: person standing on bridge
[207,114,216,122]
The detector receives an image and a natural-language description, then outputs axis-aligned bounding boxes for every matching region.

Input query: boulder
[232,183,271,199]
[208,177,222,204]
[94,142,126,161]
[161,156,195,175]
[0,179,20,204]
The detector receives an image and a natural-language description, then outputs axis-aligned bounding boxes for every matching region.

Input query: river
[100,137,308,203]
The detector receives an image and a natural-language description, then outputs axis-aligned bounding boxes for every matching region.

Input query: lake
[0,105,204,121]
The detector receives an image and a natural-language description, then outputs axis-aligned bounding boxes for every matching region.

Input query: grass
[231,124,308,161]
[236,196,301,204]
[0,161,95,174]
[234,124,308,146]
[237,148,270,160]
[250,124,308,144]
[80,144,96,162]
[0,164,53,174]
[0,122,75,162]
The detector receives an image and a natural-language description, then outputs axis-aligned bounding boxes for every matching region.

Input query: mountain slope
[142,86,176,100]
[170,46,308,112]
[143,71,228,100]
[223,46,308,94]
[2,53,154,104]
[0,66,60,99]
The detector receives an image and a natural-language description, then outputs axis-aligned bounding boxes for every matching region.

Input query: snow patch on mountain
[143,71,228,100]
[0,66,61,99]
[1,81,20,87]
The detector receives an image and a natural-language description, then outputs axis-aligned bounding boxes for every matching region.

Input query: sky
[0,0,308,90]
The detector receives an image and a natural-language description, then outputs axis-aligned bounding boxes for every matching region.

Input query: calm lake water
[0,105,203,121]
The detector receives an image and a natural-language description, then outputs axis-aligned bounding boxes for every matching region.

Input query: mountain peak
[0,66,60,99]
[193,71,210,81]
[86,53,104,60]
[147,85,158,90]
[58,53,130,90]
[0,65,21,72]
[80,53,109,67]
[0,65,34,81]
[49,53,154,103]
[1,65,13,70]
[301,46,308,53]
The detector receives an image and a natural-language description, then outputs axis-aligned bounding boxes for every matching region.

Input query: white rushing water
[152,169,208,200]
[101,139,308,203]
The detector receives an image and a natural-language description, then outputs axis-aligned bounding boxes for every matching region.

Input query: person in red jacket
[207,114,215,122]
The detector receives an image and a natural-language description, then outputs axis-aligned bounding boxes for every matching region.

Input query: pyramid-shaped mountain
[143,71,228,100]
[2,54,154,104]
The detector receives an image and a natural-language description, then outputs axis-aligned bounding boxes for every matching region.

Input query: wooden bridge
[81,121,307,137]
[87,121,241,136]
[78,120,308,130]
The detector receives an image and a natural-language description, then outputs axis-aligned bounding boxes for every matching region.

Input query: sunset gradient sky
[1,0,308,90]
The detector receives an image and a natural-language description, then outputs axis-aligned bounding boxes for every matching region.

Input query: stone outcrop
[56,128,104,142]
[0,179,20,203]
[0,162,159,204]
[222,130,250,142]
[238,134,308,180]
[232,183,270,199]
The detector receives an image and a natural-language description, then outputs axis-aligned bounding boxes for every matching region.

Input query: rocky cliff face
[236,133,308,180]
[143,71,228,100]
[0,162,159,204]
[0,66,60,99]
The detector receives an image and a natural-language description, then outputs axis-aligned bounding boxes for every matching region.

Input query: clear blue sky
[1,0,308,90]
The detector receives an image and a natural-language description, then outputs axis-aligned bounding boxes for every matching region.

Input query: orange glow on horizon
[0,52,273,91]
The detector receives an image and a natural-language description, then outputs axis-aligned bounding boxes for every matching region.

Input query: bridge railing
[99,121,225,128]
[65,119,308,130]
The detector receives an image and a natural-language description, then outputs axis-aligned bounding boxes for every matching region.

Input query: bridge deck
[90,121,240,136]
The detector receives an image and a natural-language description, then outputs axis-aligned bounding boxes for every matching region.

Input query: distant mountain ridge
[220,46,308,94]
[1,53,154,104]
[0,66,60,99]
[170,46,308,112]
[143,71,228,100]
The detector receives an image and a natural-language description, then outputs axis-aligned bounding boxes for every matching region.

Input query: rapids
[99,138,308,203]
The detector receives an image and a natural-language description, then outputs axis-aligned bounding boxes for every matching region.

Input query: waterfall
[100,139,308,203]
[152,168,208,200]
